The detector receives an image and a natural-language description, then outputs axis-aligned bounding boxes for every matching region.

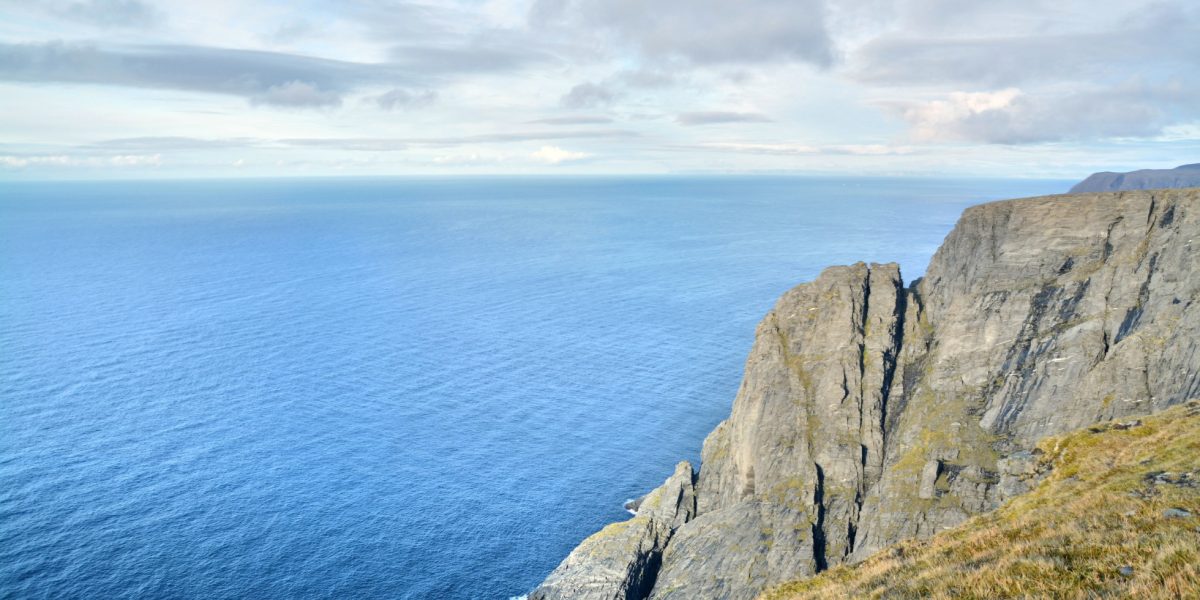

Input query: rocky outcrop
[530,462,696,600]
[1069,163,1200,193]
[850,188,1199,562]
[651,262,902,599]
[533,188,1200,599]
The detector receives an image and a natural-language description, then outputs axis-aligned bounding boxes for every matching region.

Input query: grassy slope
[764,401,1200,600]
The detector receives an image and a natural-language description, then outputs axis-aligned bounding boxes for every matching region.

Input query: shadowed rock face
[1069,163,1200,193]
[532,189,1200,600]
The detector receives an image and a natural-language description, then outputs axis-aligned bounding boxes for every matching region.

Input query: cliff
[765,401,1200,599]
[531,188,1200,600]
[1070,163,1200,193]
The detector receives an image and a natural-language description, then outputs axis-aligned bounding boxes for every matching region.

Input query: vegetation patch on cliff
[763,401,1200,600]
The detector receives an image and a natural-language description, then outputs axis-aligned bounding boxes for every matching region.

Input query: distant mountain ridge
[1070,163,1200,193]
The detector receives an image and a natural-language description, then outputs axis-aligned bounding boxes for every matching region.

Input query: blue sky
[1,0,1198,179]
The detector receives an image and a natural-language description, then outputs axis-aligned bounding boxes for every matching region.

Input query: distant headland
[1070,163,1200,193]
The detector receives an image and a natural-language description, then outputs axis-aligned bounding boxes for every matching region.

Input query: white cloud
[898,88,1023,142]
[0,153,162,168]
[110,153,162,166]
[893,81,1199,144]
[0,155,75,168]
[531,145,589,164]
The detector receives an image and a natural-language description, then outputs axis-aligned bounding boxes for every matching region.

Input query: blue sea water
[0,176,1070,599]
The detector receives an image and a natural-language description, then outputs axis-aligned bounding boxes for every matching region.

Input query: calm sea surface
[0,177,1069,599]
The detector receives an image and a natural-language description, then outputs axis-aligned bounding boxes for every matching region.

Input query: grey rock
[855,188,1200,561]
[651,501,815,600]
[917,460,942,500]
[1069,163,1200,193]
[1119,565,1135,577]
[530,461,696,600]
[997,451,1043,498]
[534,189,1200,599]
[1163,508,1193,518]
[624,496,645,514]
[1146,471,1198,488]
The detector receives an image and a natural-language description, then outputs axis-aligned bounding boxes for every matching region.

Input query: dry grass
[763,401,1200,600]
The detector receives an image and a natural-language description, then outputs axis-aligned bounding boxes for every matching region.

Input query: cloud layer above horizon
[1,0,1197,178]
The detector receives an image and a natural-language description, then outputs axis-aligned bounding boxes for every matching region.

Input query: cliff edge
[531,188,1200,600]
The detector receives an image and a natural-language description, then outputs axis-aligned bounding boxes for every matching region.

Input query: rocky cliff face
[1069,163,1200,193]
[530,462,697,600]
[530,188,1200,600]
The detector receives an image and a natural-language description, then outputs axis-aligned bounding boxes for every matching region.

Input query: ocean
[0,176,1070,599]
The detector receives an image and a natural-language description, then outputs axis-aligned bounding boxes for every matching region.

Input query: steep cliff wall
[531,188,1200,600]
[766,401,1200,599]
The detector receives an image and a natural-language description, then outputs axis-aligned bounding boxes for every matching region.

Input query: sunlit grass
[763,401,1200,600]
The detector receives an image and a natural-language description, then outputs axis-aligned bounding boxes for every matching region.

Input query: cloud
[612,67,684,89]
[388,42,552,74]
[677,111,773,126]
[851,2,1200,88]
[531,145,589,163]
[555,69,687,111]
[432,152,510,165]
[527,115,612,125]
[109,153,162,166]
[896,88,1024,142]
[532,0,833,67]
[251,80,342,108]
[86,137,258,151]
[1,153,162,168]
[281,139,409,152]
[82,130,638,154]
[1,155,76,168]
[5,0,1198,176]
[374,88,438,110]
[283,129,636,150]
[687,142,916,156]
[0,38,543,110]
[0,41,402,107]
[347,0,491,42]
[841,1,1200,144]
[892,81,1200,143]
[53,0,162,29]
[269,20,315,43]
[560,82,618,108]
[854,32,1193,89]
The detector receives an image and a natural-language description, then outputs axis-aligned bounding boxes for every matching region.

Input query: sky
[1,0,1198,179]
